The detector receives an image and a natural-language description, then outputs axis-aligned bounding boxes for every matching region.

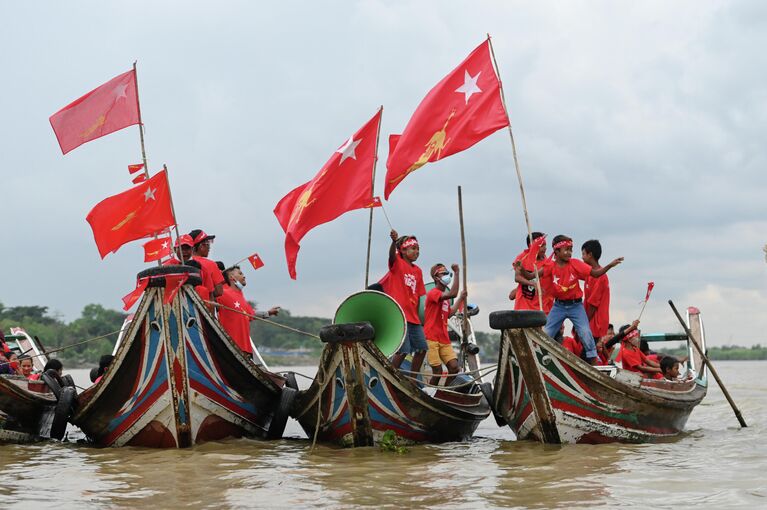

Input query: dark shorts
[398,323,427,354]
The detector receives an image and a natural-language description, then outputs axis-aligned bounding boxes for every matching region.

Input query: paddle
[668,300,747,428]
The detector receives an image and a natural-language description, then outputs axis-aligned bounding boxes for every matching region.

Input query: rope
[402,366,497,389]
[0,328,123,369]
[203,300,320,340]
[397,364,497,379]
[310,364,327,453]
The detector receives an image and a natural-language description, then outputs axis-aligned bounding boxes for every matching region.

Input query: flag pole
[162,164,182,247]
[457,186,470,362]
[364,106,384,289]
[487,34,544,311]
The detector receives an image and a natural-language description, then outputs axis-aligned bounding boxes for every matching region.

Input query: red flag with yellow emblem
[86,170,175,258]
[384,39,509,199]
[274,109,382,279]
[50,69,140,155]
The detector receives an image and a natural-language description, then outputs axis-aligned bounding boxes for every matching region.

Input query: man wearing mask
[188,229,225,298]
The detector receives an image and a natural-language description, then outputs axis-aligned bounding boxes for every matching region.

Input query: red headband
[401,238,419,249]
[552,240,573,249]
[624,330,640,341]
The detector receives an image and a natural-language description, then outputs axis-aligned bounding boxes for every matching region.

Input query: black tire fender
[137,264,203,288]
[282,372,299,391]
[489,310,547,330]
[50,386,76,440]
[319,322,375,343]
[267,387,298,439]
[41,370,62,399]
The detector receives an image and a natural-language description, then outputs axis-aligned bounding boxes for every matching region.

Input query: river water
[0,361,764,509]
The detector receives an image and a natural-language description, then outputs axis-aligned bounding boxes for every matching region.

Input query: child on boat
[512,232,553,313]
[18,356,34,378]
[379,230,427,374]
[660,356,681,380]
[582,240,611,341]
[520,235,623,364]
[424,263,466,386]
[616,325,662,377]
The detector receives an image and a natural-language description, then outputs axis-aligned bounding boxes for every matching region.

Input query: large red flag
[50,70,140,155]
[384,39,509,199]
[86,170,175,258]
[274,109,382,279]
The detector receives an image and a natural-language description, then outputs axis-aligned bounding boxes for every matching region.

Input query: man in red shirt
[188,229,225,299]
[424,263,467,385]
[218,265,280,355]
[617,329,662,377]
[512,232,553,313]
[379,230,427,373]
[520,234,623,364]
[163,234,194,265]
[582,239,610,340]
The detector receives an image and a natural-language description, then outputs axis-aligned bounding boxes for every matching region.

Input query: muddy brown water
[0,361,764,508]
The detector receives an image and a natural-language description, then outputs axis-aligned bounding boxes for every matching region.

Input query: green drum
[334,290,406,357]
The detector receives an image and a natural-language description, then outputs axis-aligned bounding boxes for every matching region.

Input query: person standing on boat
[511,232,553,313]
[581,239,611,341]
[188,229,225,298]
[519,235,623,365]
[163,234,194,265]
[218,265,280,355]
[424,263,466,386]
[379,230,427,374]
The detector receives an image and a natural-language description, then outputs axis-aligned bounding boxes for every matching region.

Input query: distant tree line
[657,344,767,361]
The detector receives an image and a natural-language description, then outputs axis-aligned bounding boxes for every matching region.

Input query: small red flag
[132,174,147,184]
[143,236,173,262]
[86,170,175,258]
[164,274,189,304]
[122,278,149,311]
[644,282,655,302]
[384,39,509,199]
[523,235,546,271]
[363,196,382,209]
[248,253,265,270]
[50,70,140,155]
[274,109,382,279]
[128,164,144,174]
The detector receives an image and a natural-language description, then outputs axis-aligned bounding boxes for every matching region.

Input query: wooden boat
[73,265,295,448]
[489,307,708,444]
[0,329,73,442]
[291,290,490,447]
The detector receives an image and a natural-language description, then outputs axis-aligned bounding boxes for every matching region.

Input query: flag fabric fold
[644,282,655,302]
[247,253,265,270]
[143,236,173,262]
[274,109,382,279]
[50,70,140,155]
[128,163,145,174]
[384,39,509,199]
[164,274,189,304]
[122,278,149,310]
[132,174,147,184]
[86,170,175,258]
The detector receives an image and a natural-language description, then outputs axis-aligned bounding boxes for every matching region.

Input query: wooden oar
[668,300,747,428]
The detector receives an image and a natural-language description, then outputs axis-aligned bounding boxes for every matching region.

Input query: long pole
[487,35,544,311]
[457,186,469,350]
[668,300,747,428]
[162,164,182,245]
[364,106,384,288]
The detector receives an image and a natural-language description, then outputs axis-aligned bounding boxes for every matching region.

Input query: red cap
[175,234,194,247]
[189,229,216,245]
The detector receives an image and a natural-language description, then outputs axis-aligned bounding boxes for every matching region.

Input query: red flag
[274,109,382,279]
[523,235,547,271]
[384,39,509,199]
[644,282,655,302]
[247,253,265,270]
[143,236,173,262]
[50,70,140,155]
[132,174,147,184]
[128,164,144,174]
[86,170,175,258]
[363,196,382,209]
[122,278,149,311]
[164,274,189,304]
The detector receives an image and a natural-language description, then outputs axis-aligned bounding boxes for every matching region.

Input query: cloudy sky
[1,1,765,347]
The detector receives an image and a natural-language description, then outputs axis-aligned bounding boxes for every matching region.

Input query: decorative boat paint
[492,307,708,444]
[73,268,287,448]
[292,336,490,447]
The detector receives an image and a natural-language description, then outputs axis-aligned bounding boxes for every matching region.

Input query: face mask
[439,274,452,286]
[234,281,244,290]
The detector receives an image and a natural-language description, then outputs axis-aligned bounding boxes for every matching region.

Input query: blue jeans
[544,300,597,359]
[398,323,427,354]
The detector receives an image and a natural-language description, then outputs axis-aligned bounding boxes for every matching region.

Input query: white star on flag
[114,82,129,101]
[455,70,482,104]
[144,187,156,201]
[234,301,241,309]
[161,241,169,249]
[336,135,362,165]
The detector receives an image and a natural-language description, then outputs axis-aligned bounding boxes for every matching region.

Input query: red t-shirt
[423,288,451,344]
[162,257,181,266]
[192,256,225,294]
[545,258,591,300]
[562,336,583,357]
[217,284,255,353]
[619,344,649,373]
[379,254,426,324]
[584,273,610,338]
[513,251,553,312]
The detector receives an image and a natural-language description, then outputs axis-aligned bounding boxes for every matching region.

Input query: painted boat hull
[292,339,490,447]
[0,376,56,439]
[492,315,708,444]
[73,274,285,448]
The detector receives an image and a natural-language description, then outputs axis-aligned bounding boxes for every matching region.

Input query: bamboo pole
[457,186,469,354]
[162,163,182,254]
[668,300,747,428]
[365,106,384,288]
[486,35,544,311]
